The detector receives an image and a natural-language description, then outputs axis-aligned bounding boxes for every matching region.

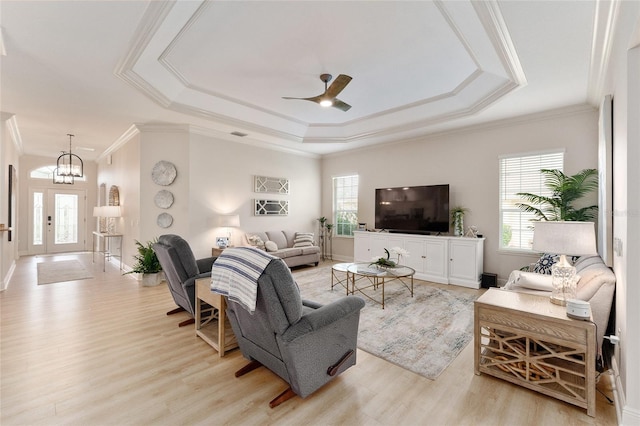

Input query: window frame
[332,174,359,238]
[498,150,564,253]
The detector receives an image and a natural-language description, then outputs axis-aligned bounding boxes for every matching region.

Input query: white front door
[29,188,86,254]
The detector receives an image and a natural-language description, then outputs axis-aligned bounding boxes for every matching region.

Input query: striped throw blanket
[210,246,276,313]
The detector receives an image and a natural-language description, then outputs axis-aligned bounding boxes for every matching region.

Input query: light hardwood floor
[1,253,617,425]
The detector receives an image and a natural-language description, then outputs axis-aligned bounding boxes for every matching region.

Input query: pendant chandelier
[56,133,83,178]
[52,167,74,185]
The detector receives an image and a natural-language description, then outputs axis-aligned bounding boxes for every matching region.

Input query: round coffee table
[347,263,415,309]
[331,262,352,294]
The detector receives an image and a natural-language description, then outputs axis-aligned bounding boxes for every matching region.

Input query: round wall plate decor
[157,213,173,228]
[151,161,177,186]
[154,190,174,209]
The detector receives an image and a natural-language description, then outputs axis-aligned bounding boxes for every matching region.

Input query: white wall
[126,125,321,261]
[96,132,141,270]
[187,131,321,258]
[0,115,21,290]
[321,107,599,280]
[603,0,640,421]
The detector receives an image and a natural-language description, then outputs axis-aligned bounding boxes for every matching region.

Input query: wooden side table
[195,278,238,357]
[474,288,596,417]
[211,247,225,257]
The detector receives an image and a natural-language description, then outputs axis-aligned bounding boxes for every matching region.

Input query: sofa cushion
[266,231,289,250]
[283,231,298,248]
[274,247,303,259]
[301,246,320,255]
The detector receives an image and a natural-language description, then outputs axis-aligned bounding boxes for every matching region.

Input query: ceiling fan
[283,73,353,111]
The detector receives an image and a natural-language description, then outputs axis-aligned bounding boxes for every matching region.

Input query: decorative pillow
[504,270,554,291]
[265,240,278,252]
[532,254,559,274]
[532,253,579,274]
[505,270,581,292]
[246,234,265,250]
[293,232,314,248]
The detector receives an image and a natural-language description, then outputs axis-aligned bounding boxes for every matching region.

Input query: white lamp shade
[93,206,103,217]
[219,214,240,228]
[532,221,597,255]
[101,206,122,218]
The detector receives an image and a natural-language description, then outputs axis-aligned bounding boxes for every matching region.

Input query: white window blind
[499,151,563,251]
[333,175,359,237]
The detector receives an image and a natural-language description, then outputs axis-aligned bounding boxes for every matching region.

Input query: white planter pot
[142,272,164,287]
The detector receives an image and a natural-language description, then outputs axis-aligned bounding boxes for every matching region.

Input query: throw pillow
[505,270,554,291]
[293,232,314,248]
[532,253,579,274]
[246,234,265,250]
[265,240,278,252]
[532,254,558,274]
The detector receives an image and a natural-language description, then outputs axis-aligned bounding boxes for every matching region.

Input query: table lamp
[93,206,107,233]
[101,206,122,234]
[219,214,240,247]
[532,221,597,306]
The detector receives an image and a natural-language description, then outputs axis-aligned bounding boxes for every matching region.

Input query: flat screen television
[375,184,449,234]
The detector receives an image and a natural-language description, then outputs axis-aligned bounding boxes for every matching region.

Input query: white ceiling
[0,1,612,161]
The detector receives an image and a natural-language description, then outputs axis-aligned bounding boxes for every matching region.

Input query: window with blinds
[333,175,359,237]
[499,151,564,251]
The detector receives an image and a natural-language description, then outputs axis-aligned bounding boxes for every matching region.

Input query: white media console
[353,231,484,289]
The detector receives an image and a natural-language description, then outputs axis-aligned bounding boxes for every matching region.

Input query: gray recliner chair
[223,252,365,408]
[153,234,217,327]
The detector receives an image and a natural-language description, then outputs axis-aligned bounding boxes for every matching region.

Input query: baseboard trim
[615,366,640,426]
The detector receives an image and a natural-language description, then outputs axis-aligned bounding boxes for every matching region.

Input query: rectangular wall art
[254,199,289,216]
[254,175,289,194]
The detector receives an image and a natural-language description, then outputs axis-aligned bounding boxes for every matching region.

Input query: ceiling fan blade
[325,74,352,98]
[332,99,352,112]
[282,94,323,103]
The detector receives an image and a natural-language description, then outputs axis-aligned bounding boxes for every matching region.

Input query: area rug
[292,264,479,380]
[37,260,94,285]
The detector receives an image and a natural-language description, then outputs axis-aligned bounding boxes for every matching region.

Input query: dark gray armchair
[223,252,365,408]
[153,234,217,327]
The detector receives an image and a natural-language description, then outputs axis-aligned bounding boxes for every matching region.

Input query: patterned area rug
[292,263,480,380]
[37,260,94,285]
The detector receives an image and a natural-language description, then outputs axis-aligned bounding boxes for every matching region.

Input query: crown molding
[587,0,620,105]
[113,0,527,147]
[96,124,140,162]
[4,114,24,155]
[323,104,596,159]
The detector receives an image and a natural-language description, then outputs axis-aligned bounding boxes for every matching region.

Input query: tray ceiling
[0,0,609,158]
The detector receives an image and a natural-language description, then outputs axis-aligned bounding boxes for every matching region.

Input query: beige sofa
[245,230,320,268]
[504,255,615,354]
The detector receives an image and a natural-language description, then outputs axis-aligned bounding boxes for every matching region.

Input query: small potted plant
[370,248,397,269]
[451,206,469,237]
[125,239,163,286]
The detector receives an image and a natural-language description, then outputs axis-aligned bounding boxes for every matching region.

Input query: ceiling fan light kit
[283,73,352,111]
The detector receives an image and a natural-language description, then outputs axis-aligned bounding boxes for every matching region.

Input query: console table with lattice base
[474,288,596,417]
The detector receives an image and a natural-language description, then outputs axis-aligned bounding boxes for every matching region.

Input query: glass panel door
[29,188,86,254]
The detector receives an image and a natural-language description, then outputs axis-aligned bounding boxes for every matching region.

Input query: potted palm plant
[516,168,598,221]
[125,239,164,286]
